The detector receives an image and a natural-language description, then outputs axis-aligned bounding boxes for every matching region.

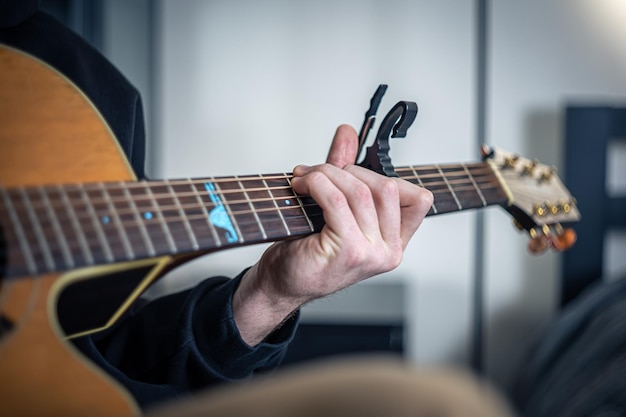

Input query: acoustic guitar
[0,45,580,416]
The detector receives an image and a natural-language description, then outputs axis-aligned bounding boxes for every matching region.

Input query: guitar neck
[0,161,508,278]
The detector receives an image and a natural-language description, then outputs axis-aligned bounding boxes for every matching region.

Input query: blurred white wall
[152,0,478,369]
[101,0,626,392]
[485,0,626,389]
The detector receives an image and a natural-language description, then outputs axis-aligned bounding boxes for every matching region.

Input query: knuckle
[389,247,403,269]
[420,188,435,209]
[381,178,400,199]
[330,192,347,208]
[344,245,367,268]
[384,240,403,270]
[352,182,372,203]
[307,170,325,183]
[306,171,330,190]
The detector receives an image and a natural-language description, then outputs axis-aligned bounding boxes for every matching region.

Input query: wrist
[232,263,303,346]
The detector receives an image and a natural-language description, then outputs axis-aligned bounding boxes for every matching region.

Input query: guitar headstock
[483,146,581,254]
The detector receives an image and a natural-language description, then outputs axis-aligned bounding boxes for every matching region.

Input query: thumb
[326,124,359,168]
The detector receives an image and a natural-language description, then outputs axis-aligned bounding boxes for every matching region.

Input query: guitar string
[28,163,493,192]
[2,165,504,267]
[22,177,500,210]
[12,181,502,230]
[27,171,495,204]
[1,201,427,271]
[13,168,500,212]
[4,183,504,266]
[131,165,494,189]
[6,173,560,271]
[3,173,503,251]
[3,165,559,272]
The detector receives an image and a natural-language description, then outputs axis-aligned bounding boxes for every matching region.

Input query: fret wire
[1,188,38,275]
[0,208,315,267]
[2,193,334,249]
[51,164,493,195]
[462,163,487,206]
[19,184,501,229]
[184,183,496,208]
[211,177,244,243]
[79,184,114,263]
[402,168,495,182]
[160,186,495,221]
[29,192,120,265]
[138,169,486,191]
[0,212,309,256]
[99,182,135,260]
[285,173,314,232]
[262,175,290,237]
[435,164,462,211]
[175,182,218,249]
[0,161,509,276]
[58,184,94,265]
[19,201,345,231]
[190,181,222,247]
[236,175,267,240]
[409,165,438,214]
[28,174,498,210]
[94,166,491,187]
[396,163,491,175]
[165,180,200,251]
[121,182,156,257]
[2,179,506,267]
[119,174,293,188]
[2,163,503,236]
[145,183,178,254]
[39,186,74,268]
[20,188,56,272]
[1,175,502,263]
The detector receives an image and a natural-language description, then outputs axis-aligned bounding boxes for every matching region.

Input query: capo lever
[357,85,418,177]
[356,84,388,162]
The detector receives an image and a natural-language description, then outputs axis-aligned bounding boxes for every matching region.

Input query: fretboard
[0,162,508,278]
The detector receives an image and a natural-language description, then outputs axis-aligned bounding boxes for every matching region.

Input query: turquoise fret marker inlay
[101,215,110,224]
[204,182,238,243]
[285,200,291,205]
[143,211,153,220]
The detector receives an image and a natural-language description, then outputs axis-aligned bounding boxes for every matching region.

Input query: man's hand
[233,125,433,345]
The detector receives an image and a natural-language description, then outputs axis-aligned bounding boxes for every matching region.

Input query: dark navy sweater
[0,2,298,410]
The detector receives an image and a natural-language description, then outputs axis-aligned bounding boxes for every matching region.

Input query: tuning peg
[549,227,577,251]
[560,199,573,214]
[480,145,494,159]
[503,154,520,169]
[548,202,559,215]
[523,159,539,176]
[540,166,557,183]
[528,227,549,254]
[533,203,547,217]
[527,224,577,254]
[512,219,524,231]
[528,235,549,254]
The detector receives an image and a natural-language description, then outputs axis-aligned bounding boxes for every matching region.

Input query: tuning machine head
[525,223,577,255]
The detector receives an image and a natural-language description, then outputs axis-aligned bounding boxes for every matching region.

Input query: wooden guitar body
[0,45,158,416]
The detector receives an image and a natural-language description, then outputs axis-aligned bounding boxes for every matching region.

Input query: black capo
[356,85,418,177]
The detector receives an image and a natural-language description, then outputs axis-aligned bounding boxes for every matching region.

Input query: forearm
[233,263,303,346]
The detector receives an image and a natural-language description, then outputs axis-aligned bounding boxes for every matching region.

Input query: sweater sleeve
[72,271,300,410]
